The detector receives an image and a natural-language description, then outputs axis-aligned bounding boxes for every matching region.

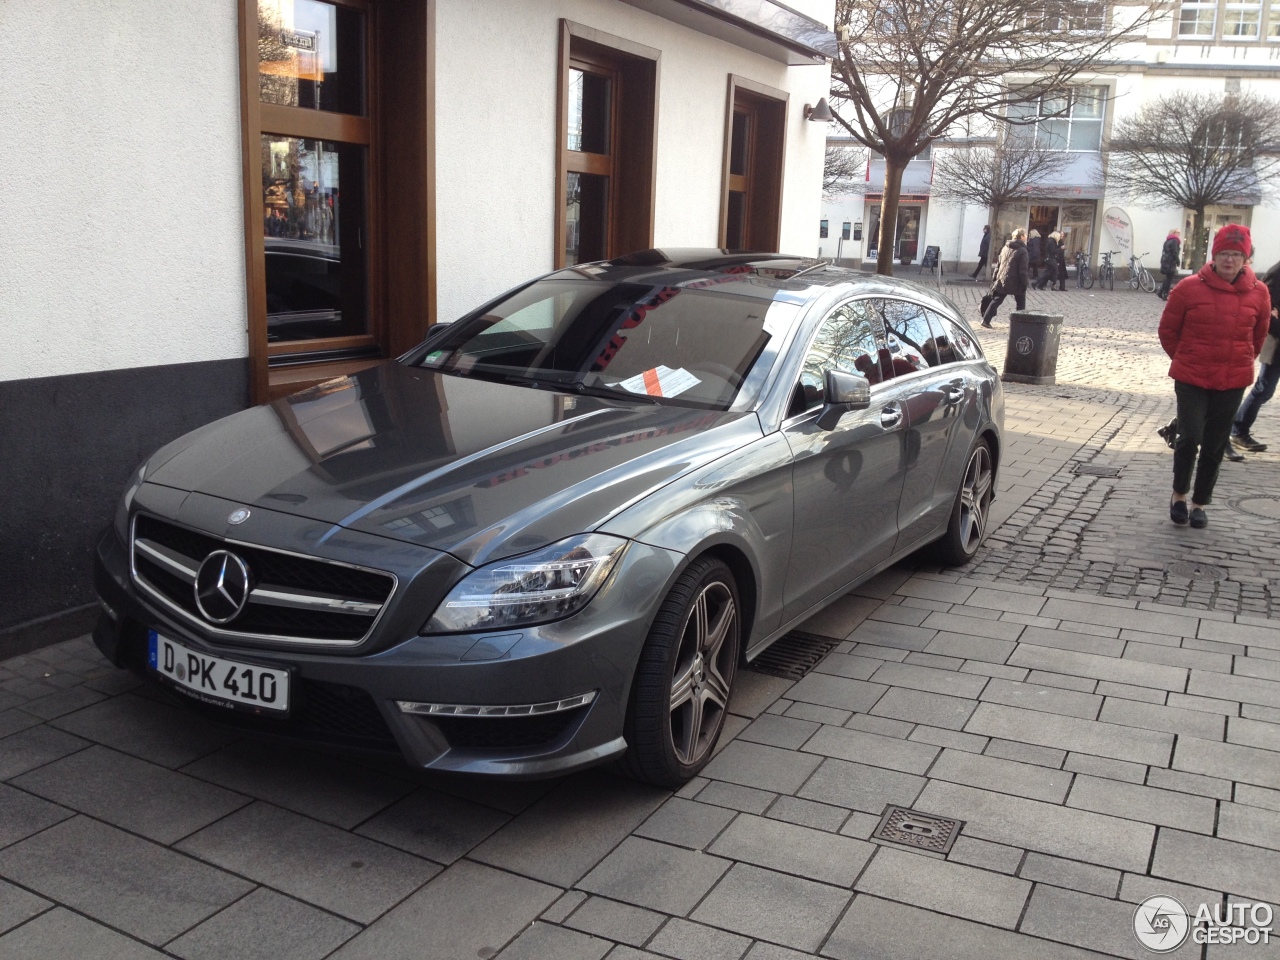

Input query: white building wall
[0,0,249,383]
[434,0,832,323]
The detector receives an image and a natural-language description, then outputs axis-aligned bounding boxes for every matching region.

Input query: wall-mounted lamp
[804,98,834,123]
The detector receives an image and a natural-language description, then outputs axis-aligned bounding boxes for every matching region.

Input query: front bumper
[93,526,681,777]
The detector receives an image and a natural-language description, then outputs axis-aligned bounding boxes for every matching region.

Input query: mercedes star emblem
[194,550,252,624]
[228,508,251,525]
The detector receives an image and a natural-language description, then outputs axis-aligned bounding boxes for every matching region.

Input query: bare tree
[831,0,1160,274]
[824,143,867,198]
[1105,91,1280,269]
[932,138,1074,236]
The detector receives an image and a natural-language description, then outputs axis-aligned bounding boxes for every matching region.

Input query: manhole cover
[748,631,840,680]
[1165,560,1228,580]
[871,806,963,854]
[1228,495,1280,521]
[1072,463,1122,478]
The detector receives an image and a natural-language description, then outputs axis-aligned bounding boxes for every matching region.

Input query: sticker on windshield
[618,365,701,398]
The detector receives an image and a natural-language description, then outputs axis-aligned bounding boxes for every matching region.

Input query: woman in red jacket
[1158,224,1271,528]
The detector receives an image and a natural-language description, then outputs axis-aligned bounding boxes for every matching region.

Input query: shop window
[1008,86,1106,152]
[1179,0,1218,35]
[820,220,829,238]
[1225,0,1263,36]
[722,77,787,252]
[557,24,657,267]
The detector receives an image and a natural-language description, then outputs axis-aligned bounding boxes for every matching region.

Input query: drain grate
[1165,560,1228,581]
[871,806,963,854]
[1072,463,1122,478]
[1226,494,1280,521]
[748,631,841,680]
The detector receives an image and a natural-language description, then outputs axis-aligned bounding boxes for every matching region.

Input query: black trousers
[982,285,1025,322]
[971,255,988,279]
[1158,269,1176,299]
[1173,381,1246,504]
[1034,262,1058,289]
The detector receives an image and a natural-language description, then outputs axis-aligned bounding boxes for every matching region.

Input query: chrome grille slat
[134,538,198,583]
[249,585,382,616]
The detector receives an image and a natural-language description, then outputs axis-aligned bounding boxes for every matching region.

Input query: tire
[621,557,740,787]
[1139,268,1156,294]
[1105,267,1114,291]
[934,439,995,566]
[1081,265,1093,290]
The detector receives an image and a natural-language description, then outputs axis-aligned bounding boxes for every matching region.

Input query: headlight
[113,459,148,543]
[422,533,628,634]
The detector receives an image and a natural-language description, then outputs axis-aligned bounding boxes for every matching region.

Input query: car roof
[544,248,963,317]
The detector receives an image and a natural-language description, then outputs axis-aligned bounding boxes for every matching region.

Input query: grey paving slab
[690,863,850,954]
[782,701,850,726]
[328,860,559,960]
[1028,670,1099,693]
[782,673,887,713]
[180,740,413,829]
[836,810,882,840]
[469,772,666,886]
[1229,716,1280,753]
[810,653,880,681]
[1244,703,1280,723]
[542,890,587,923]
[16,685,107,720]
[736,714,820,750]
[843,712,912,738]
[963,587,1048,616]
[1237,785,1280,813]
[909,725,988,753]
[647,917,751,960]
[948,834,1025,874]
[427,774,554,816]
[708,813,873,887]
[49,693,238,769]
[1099,697,1226,740]
[1168,691,1240,716]
[919,612,1023,644]
[1009,645,1188,691]
[497,922,611,960]
[12,745,250,845]
[801,725,939,775]
[0,724,89,781]
[696,781,776,814]
[1039,599,1200,638]
[1235,656,1280,682]
[1019,852,1120,897]
[868,661,989,699]
[1153,829,1280,904]
[578,837,731,916]
[1124,641,1234,674]
[856,846,1030,928]
[797,758,926,815]
[1188,670,1280,709]
[353,785,509,865]
[765,795,850,833]
[1017,625,1125,657]
[843,620,936,652]
[1200,620,1280,652]
[868,603,931,626]
[980,678,1102,720]
[0,709,43,740]
[869,686,977,730]
[1218,802,1280,852]
[851,567,914,601]
[0,876,50,936]
[0,781,73,848]
[923,631,1017,665]
[824,894,1113,960]
[0,815,251,945]
[1022,884,1199,960]
[701,740,823,795]
[1176,737,1280,790]
[929,748,1073,803]
[177,802,438,924]
[1146,767,1233,800]
[1063,753,1145,785]
[1094,680,1168,704]
[916,780,1156,872]
[167,887,360,960]
[1118,872,1223,909]
[563,896,665,947]
[847,642,909,662]
[634,797,736,850]
[985,738,1067,768]
[728,672,795,720]
[0,907,169,960]
[965,702,1174,766]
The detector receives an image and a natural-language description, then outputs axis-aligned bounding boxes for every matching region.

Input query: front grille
[131,513,396,647]
[432,706,587,751]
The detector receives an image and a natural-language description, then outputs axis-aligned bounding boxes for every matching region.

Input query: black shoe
[1170,499,1188,525]
[981,321,992,328]
[1226,440,1246,462]
[1190,507,1208,529]
[1234,432,1267,452]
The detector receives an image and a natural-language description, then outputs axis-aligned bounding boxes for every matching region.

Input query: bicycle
[1098,250,1118,291]
[1075,250,1093,289]
[1128,252,1156,293]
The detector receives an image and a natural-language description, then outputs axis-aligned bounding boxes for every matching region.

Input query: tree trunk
[875,158,907,276]
[1190,208,1207,271]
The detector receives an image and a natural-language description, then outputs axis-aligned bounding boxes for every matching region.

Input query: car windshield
[416,279,797,410]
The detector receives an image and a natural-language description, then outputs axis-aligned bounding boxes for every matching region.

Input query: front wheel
[1139,268,1156,293]
[1081,265,1094,289]
[621,557,740,787]
[934,439,995,566]
[1104,267,1114,291]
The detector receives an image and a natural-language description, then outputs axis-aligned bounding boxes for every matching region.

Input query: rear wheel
[1139,268,1156,293]
[1081,265,1093,289]
[934,439,995,566]
[621,557,740,787]
[1105,266,1114,291]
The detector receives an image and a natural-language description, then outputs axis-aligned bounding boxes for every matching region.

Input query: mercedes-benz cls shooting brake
[93,250,1004,786]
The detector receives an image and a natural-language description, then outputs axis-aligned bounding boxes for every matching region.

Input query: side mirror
[816,369,871,430]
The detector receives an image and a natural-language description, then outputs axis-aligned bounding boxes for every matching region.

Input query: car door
[875,298,974,550]
[781,298,911,622]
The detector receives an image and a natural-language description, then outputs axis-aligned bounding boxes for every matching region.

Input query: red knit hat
[1212,224,1252,257]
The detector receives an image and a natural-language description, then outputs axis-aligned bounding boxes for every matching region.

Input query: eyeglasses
[1216,251,1246,260]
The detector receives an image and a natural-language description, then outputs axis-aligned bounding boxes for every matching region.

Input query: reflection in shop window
[258,0,365,114]
[261,135,367,342]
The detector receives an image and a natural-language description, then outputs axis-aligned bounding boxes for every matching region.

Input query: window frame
[1224,0,1263,37]
[1007,85,1107,153]
[720,76,788,252]
[1178,0,1219,36]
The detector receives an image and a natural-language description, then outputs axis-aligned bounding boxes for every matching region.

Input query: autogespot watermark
[1133,896,1275,952]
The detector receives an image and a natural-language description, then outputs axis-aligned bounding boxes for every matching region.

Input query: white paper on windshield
[618,365,701,398]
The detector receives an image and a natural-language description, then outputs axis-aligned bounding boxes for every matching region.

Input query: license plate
[149,631,290,713]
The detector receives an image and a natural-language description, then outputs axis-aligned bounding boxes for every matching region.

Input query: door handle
[944,383,965,404]
[880,405,903,428]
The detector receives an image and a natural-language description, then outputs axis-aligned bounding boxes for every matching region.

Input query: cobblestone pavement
[1,285,1279,960]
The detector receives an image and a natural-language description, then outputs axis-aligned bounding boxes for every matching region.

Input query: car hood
[145,362,760,566]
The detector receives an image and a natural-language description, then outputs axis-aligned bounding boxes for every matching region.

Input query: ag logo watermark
[1134,896,1274,952]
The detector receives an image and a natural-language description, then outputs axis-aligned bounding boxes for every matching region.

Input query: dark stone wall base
[0,604,98,661]
[0,357,249,637]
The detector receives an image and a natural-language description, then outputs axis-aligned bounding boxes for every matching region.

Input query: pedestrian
[1158,229,1181,300]
[1034,231,1061,290]
[1055,234,1068,291]
[1230,259,1280,454]
[1027,229,1043,276]
[980,228,1029,328]
[1157,224,1271,528]
[970,225,991,280]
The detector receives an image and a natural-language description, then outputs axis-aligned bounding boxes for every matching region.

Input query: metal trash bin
[1001,311,1063,385]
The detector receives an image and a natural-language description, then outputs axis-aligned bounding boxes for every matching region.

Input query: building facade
[0,0,836,652]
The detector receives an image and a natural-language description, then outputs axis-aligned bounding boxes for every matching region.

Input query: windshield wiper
[572,380,660,404]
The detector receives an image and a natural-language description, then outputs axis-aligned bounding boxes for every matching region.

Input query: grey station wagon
[93,250,1004,786]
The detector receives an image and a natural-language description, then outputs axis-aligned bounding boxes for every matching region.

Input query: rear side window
[943,315,982,361]
[877,298,938,376]
[925,309,958,365]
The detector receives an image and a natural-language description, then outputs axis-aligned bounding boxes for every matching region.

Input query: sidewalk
[1,288,1278,960]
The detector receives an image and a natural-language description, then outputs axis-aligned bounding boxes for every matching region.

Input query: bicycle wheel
[1128,268,1140,290]
[1139,268,1156,294]
[1105,266,1114,291]
[1081,265,1093,289]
